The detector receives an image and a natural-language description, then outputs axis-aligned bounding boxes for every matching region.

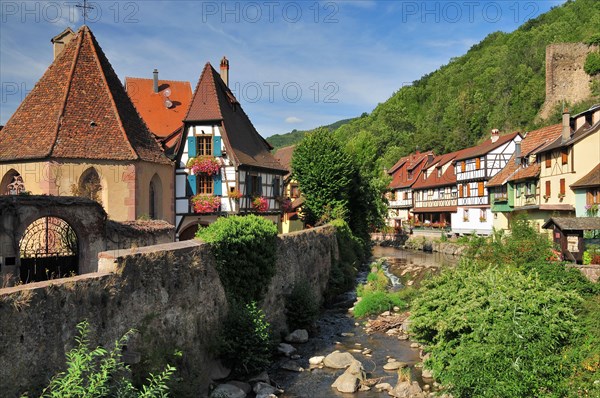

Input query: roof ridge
[85,27,139,160]
[126,76,192,84]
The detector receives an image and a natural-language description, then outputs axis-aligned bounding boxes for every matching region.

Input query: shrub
[410,265,582,397]
[584,52,600,76]
[285,280,320,331]
[196,215,277,303]
[40,320,176,397]
[583,250,592,265]
[218,301,274,377]
[353,291,407,318]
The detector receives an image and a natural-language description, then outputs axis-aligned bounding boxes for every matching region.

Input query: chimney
[491,129,500,143]
[153,69,159,93]
[427,153,434,164]
[220,56,229,87]
[514,141,521,165]
[561,108,571,143]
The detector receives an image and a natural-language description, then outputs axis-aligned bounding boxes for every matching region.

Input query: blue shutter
[213,173,222,196]
[187,174,197,196]
[187,136,197,158]
[213,136,222,156]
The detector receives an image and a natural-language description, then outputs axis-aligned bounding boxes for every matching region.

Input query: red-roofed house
[125,73,192,154]
[175,58,287,239]
[386,151,434,228]
[0,26,173,222]
[274,145,304,233]
[451,129,522,235]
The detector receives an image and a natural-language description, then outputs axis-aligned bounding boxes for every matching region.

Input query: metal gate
[19,217,78,283]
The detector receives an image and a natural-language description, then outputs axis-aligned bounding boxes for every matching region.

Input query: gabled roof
[487,124,562,187]
[571,164,600,189]
[125,77,192,149]
[274,145,295,180]
[542,217,600,231]
[183,63,286,172]
[0,26,170,165]
[412,149,466,190]
[454,131,520,161]
[537,120,600,154]
[389,151,434,189]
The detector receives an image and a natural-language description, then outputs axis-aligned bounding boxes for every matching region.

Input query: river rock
[422,369,433,379]
[309,356,324,365]
[393,306,401,312]
[331,359,366,393]
[280,359,304,372]
[253,381,282,396]
[227,381,251,395]
[375,382,393,391]
[384,361,405,371]
[410,342,420,349]
[323,350,355,369]
[208,359,231,381]
[401,319,411,332]
[387,328,400,335]
[398,334,409,340]
[210,383,246,398]
[277,343,297,357]
[248,371,270,385]
[381,311,391,317]
[285,329,309,343]
[389,381,425,398]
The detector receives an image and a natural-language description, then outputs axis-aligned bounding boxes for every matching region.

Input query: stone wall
[0,226,337,397]
[568,264,600,283]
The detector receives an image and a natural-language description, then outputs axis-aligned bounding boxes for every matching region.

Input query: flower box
[191,194,221,213]
[252,196,269,212]
[228,189,242,200]
[187,156,220,176]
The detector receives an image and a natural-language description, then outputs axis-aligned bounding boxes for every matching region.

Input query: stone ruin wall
[0,225,338,397]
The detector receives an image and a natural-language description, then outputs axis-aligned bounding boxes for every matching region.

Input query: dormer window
[408,171,413,180]
[437,167,442,177]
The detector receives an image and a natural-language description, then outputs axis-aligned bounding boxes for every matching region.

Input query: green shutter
[213,136,222,156]
[187,136,197,158]
[187,174,197,196]
[257,176,262,196]
[246,173,252,196]
[213,174,222,196]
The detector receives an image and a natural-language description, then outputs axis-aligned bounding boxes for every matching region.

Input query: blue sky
[0,0,565,137]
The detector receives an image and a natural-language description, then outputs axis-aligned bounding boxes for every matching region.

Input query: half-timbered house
[174,58,287,239]
[386,151,434,228]
[451,130,521,235]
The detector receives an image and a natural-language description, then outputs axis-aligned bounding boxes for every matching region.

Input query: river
[269,247,458,397]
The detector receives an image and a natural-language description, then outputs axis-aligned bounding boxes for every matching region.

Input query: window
[560,178,565,196]
[587,189,600,205]
[407,170,413,180]
[403,192,408,200]
[75,168,102,204]
[290,183,299,198]
[197,174,213,194]
[1,170,24,195]
[196,135,213,156]
[526,182,535,196]
[428,189,433,197]
[246,174,261,196]
[463,209,469,222]
[480,209,487,222]
[478,181,484,196]
[545,181,551,197]
[561,149,568,165]
[149,174,162,220]
[545,153,551,168]
[273,177,281,197]
[476,158,481,170]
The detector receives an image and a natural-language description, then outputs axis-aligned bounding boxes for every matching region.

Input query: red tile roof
[412,149,468,190]
[454,131,520,161]
[125,77,192,149]
[388,151,434,189]
[274,145,295,179]
[0,26,170,164]
[571,163,600,189]
[183,63,286,172]
[487,124,562,187]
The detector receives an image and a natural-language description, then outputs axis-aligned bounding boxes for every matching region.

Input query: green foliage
[584,52,600,76]
[218,301,274,377]
[411,265,582,397]
[353,291,407,318]
[583,250,592,265]
[285,280,320,331]
[40,321,176,398]
[266,118,356,150]
[196,215,277,303]
[585,33,600,46]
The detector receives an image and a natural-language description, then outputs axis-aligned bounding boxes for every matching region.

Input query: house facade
[0,26,173,222]
[451,130,521,235]
[174,59,287,239]
[274,145,304,233]
[386,152,434,228]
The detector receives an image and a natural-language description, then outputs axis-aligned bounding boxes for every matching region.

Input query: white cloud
[285,116,303,124]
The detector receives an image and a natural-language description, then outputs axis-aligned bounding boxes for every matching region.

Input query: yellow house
[0,26,173,222]
[274,145,304,233]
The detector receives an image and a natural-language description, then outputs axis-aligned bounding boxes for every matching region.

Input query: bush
[285,281,320,331]
[196,215,277,303]
[218,301,274,377]
[353,291,407,318]
[410,265,582,397]
[40,321,176,397]
[584,52,600,76]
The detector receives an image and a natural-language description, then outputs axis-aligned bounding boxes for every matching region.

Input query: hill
[267,118,356,150]
[269,0,599,168]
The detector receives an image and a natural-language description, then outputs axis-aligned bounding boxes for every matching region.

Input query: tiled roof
[487,124,562,187]
[0,26,170,164]
[125,77,192,149]
[455,131,520,161]
[184,63,286,172]
[274,145,295,179]
[538,120,600,153]
[571,163,600,189]
[413,206,457,213]
[412,149,467,189]
[542,217,600,231]
[389,151,434,189]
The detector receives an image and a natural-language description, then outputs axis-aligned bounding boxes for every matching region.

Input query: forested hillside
[267,118,355,149]
[271,0,599,169]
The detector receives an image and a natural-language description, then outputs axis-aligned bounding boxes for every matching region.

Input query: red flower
[252,196,269,212]
[191,194,221,213]
[187,156,220,176]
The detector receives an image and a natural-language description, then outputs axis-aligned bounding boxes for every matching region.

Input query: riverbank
[375,234,467,258]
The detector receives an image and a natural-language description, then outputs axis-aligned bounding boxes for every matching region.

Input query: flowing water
[269,247,458,398]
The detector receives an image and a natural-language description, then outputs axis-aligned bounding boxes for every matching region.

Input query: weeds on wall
[37,320,176,398]
[285,280,320,331]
